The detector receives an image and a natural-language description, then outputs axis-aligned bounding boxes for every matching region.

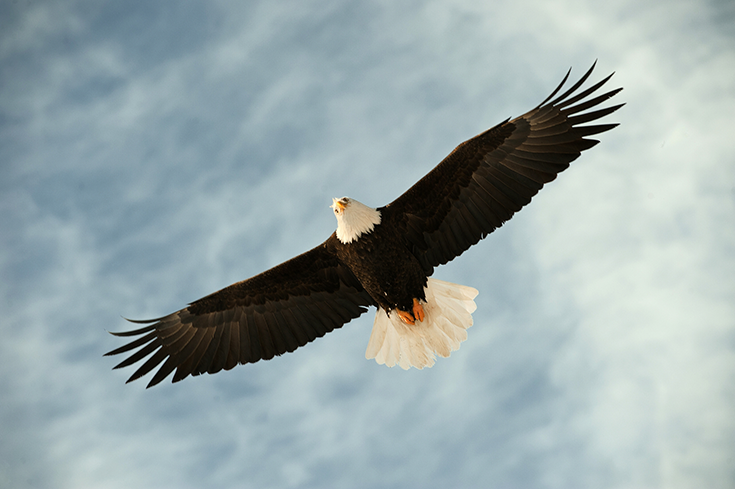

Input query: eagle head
[330,197,350,215]
[331,197,381,244]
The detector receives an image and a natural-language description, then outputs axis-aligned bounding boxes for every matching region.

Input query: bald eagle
[106,63,623,387]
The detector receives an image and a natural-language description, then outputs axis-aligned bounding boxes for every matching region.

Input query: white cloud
[1,0,733,488]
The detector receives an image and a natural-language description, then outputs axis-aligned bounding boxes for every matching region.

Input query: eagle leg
[396,298,425,325]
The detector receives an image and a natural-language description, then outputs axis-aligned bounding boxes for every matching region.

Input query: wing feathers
[195,321,224,375]
[546,62,598,107]
[106,242,372,386]
[555,73,616,110]
[225,319,240,371]
[112,341,160,370]
[108,323,156,337]
[386,63,622,271]
[254,313,276,360]
[173,327,215,382]
[127,349,168,384]
[205,322,228,374]
[534,67,573,108]
[105,331,158,357]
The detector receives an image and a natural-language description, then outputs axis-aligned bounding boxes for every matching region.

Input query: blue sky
[2,1,734,488]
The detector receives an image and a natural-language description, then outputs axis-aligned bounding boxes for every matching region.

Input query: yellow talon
[397,309,415,325]
[396,298,425,325]
[413,298,425,322]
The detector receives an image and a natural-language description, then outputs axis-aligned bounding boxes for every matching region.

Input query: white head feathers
[331,197,381,244]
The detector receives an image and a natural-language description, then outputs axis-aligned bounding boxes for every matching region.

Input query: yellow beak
[331,198,346,211]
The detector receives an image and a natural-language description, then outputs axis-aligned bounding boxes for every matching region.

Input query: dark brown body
[329,217,427,314]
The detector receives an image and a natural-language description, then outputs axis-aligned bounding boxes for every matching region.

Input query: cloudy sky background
[2,0,734,488]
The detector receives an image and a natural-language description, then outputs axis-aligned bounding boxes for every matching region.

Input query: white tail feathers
[365,278,479,370]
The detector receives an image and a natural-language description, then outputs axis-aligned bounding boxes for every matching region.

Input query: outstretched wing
[383,62,624,273]
[105,236,373,388]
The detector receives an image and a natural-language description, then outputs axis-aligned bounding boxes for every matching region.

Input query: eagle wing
[383,62,624,273]
[105,236,373,388]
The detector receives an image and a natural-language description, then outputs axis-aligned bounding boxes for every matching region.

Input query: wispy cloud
[2,0,733,488]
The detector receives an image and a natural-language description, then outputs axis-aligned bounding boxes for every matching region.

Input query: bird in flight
[106,63,623,388]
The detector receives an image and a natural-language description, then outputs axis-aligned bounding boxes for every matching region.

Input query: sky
[2,0,734,488]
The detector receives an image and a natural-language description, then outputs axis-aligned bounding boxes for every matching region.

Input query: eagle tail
[365,278,478,369]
